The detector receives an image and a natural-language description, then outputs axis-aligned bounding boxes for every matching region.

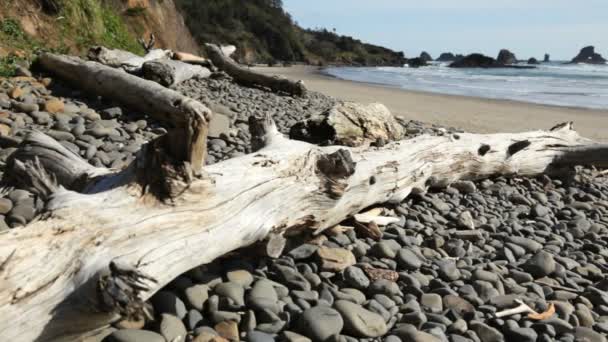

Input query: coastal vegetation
[175,0,405,65]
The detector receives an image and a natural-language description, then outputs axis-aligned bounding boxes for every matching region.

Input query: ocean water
[323,62,608,110]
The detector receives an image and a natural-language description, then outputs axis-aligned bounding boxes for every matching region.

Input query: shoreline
[255,65,608,142]
[315,66,608,113]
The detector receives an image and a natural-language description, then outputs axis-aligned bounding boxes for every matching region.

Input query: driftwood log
[87,46,172,73]
[1,54,607,341]
[204,43,308,97]
[142,59,211,87]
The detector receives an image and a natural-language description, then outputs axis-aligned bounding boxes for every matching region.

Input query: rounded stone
[151,291,187,319]
[185,284,209,311]
[106,329,165,342]
[397,248,422,269]
[334,300,388,337]
[159,313,187,342]
[297,306,344,341]
[522,250,556,278]
[343,266,370,290]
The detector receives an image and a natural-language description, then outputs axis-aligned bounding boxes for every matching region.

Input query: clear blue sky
[283,0,608,60]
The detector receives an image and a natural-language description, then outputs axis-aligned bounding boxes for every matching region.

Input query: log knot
[316,149,356,199]
[97,260,157,319]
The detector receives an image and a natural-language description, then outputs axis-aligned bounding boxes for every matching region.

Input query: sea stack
[419,51,433,62]
[407,57,427,68]
[449,53,496,68]
[543,53,550,62]
[436,52,456,62]
[527,57,539,65]
[569,46,606,64]
[496,49,517,65]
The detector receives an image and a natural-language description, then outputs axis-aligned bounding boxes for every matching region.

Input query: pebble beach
[0,69,607,342]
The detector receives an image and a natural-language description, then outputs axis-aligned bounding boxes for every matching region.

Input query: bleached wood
[87,46,172,73]
[204,43,307,97]
[142,59,211,87]
[38,53,211,174]
[0,118,606,341]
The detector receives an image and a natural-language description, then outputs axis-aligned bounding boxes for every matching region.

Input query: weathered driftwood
[38,53,210,176]
[205,43,307,97]
[142,59,211,87]
[173,51,214,69]
[290,102,404,146]
[1,113,607,340]
[87,46,172,73]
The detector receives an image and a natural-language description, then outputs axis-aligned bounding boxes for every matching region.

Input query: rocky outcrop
[419,51,433,62]
[436,52,456,62]
[527,57,539,65]
[544,53,550,62]
[450,53,535,69]
[407,57,427,68]
[496,49,517,65]
[569,46,606,64]
[449,53,496,68]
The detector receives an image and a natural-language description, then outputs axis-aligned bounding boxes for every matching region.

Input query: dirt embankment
[0,0,199,57]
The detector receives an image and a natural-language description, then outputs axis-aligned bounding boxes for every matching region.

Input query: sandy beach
[256,65,608,142]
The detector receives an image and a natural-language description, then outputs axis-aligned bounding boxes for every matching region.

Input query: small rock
[457,211,475,229]
[159,314,187,342]
[282,331,312,342]
[106,329,165,342]
[0,198,13,215]
[317,247,356,272]
[247,331,275,342]
[344,266,370,290]
[397,248,422,269]
[574,327,607,342]
[215,321,239,341]
[420,293,443,313]
[522,250,556,278]
[185,284,209,311]
[392,325,441,342]
[151,291,187,319]
[334,300,388,337]
[470,321,504,342]
[215,282,245,308]
[288,244,318,260]
[226,270,254,288]
[297,306,343,341]
[44,98,65,113]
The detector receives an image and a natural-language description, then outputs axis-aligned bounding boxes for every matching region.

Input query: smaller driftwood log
[205,43,307,97]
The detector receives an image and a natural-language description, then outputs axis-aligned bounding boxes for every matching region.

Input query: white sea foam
[324,62,608,109]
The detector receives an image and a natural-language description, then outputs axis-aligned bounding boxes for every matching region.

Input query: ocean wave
[325,65,608,110]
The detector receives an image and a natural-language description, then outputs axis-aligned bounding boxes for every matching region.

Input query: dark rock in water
[436,52,457,62]
[420,51,433,62]
[497,49,517,65]
[408,57,428,68]
[450,53,534,69]
[449,54,496,68]
[527,58,539,65]
[570,46,606,64]
[544,53,550,62]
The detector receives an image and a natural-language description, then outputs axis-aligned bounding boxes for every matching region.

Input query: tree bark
[204,43,307,97]
[1,110,607,340]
